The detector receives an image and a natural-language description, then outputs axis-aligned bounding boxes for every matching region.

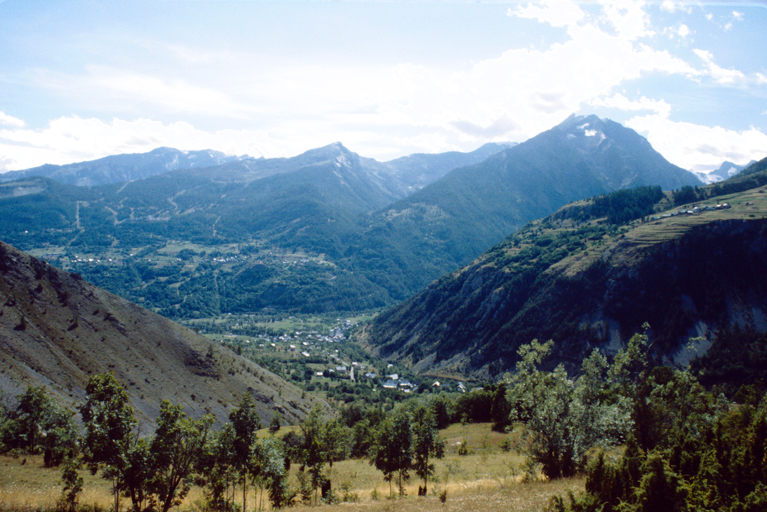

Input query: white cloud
[678,24,690,38]
[376,1,700,144]
[90,67,251,117]
[33,66,250,118]
[0,111,25,128]
[627,114,767,172]
[598,0,653,41]
[660,1,692,14]
[724,10,745,31]
[507,0,585,28]
[510,0,653,40]
[163,43,224,65]
[589,93,671,118]
[693,49,745,84]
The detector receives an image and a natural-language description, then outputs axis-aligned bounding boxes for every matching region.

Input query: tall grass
[0,455,112,511]
[0,424,584,512]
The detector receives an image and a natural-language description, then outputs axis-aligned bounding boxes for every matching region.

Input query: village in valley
[181,313,468,405]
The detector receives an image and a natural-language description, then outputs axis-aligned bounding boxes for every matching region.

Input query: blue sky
[0,0,765,175]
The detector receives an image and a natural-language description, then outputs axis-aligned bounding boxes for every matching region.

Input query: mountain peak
[295,142,355,163]
[556,113,609,135]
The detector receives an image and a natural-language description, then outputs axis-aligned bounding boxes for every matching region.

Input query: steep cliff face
[358,183,767,380]
[0,241,326,427]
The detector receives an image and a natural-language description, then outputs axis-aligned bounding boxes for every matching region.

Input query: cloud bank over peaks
[589,94,671,118]
[627,114,767,174]
[0,0,764,176]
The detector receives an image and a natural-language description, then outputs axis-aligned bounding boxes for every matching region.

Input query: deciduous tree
[150,401,213,512]
[80,373,142,512]
[370,409,412,497]
[229,395,262,512]
[506,340,632,479]
[412,406,445,495]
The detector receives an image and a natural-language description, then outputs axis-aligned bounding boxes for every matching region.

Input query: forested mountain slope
[0,240,323,427]
[357,158,767,380]
[0,143,416,314]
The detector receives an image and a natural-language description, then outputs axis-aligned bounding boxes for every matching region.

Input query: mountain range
[0,115,701,318]
[0,147,247,188]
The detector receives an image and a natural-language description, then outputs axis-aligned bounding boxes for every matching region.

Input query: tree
[322,418,350,467]
[430,394,454,430]
[549,334,767,512]
[59,456,84,512]
[79,374,165,512]
[80,373,143,512]
[229,395,262,512]
[120,438,153,512]
[269,414,281,434]
[490,383,511,432]
[631,453,689,512]
[40,400,79,467]
[256,437,289,509]
[11,386,49,452]
[370,408,412,497]
[0,386,78,466]
[150,401,213,512]
[297,405,329,504]
[201,423,240,512]
[411,406,445,495]
[506,340,632,479]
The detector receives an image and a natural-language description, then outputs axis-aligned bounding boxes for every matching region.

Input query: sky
[0,0,766,175]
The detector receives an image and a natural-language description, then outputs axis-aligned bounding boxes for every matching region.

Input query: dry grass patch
[0,423,573,512]
[0,455,113,510]
[288,478,584,512]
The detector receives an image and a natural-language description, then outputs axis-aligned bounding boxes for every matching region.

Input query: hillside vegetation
[357,157,767,379]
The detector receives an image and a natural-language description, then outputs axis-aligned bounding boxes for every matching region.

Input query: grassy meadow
[0,423,584,512]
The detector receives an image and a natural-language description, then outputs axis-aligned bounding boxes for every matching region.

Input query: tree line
[0,373,446,511]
